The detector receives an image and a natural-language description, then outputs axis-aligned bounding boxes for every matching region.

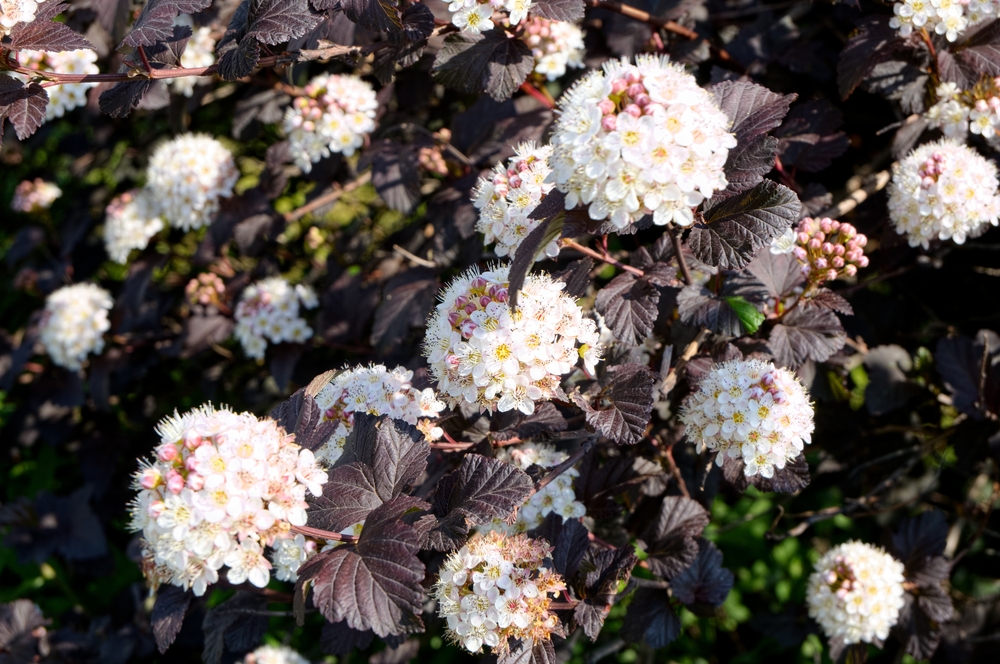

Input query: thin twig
[668,226,692,285]
[519,81,555,109]
[283,171,372,223]
[558,238,644,277]
[533,437,598,494]
[660,327,710,396]
[393,244,437,268]
[291,524,360,543]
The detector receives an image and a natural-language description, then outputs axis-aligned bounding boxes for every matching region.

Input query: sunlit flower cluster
[128,404,329,596]
[170,25,216,97]
[234,277,318,359]
[434,531,565,654]
[102,190,164,264]
[283,73,378,172]
[474,142,559,261]
[523,17,585,81]
[16,49,99,120]
[11,178,61,212]
[242,644,309,664]
[423,265,602,415]
[185,272,226,307]
[680,358,814,479]
[312,364,446,466]
[449,0,533,34]
[772,217,869,285]
[39,283,113,371]
[888,139,1000,248]
[807,541,907,645]
[146,134,238,231]
[550,55,736,230]
[890,0,996,42]
[482,444,585,533]
[926,78,1000,150]
[1,0,45,36]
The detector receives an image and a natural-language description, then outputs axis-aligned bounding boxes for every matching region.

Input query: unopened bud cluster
[418,128,453,177]
[890,0,996,42]
[11,178,61,213]
[146,134,239,231]
[39,283,113,370]
[888,139,1000,248]
[551,55,736,230]
[170,24,216,97]
[242,644,309,664]
[680,358,814,479]
[312,364,446,466]
[482,444,585,533]
[1,0,45,36]
[806,541,906,645]
[522,17,585,81]
[128,405,328,596]
[283,73,377,172]
[423,266,602,415]
[16,49,99,120]
[234,277,318,359]
[449,0,534,34]
[474,142,559,261]
[102,190,164,264]
[434,531,565,654]
[781,217,869,285]
[185,272,226,308]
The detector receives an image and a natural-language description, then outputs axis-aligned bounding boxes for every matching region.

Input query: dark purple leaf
[343,0,402,33]
[956,19,1000,77]
[151,587,190,654]
[838,15,901,99]
[180,311,234,358]
[894,593,944,660]
[532,512,590,580]
[863,345,917,415]
[810,288,853,315]
[530,0,585,21]
[677,279,768,338]
[120,0,212,49]
[774,99,850,173]
[768,302,846,368]
[365,140,422,213]
[574,454,664,519]
[371,268,438,353]
[553,257,595,298]
[862,59,928,114]
[643,496,709,580]
[574,545,638,639]
[499,638,557,664]
[0,600,48,663]
[507,211,562,312]
[99,80,154,118]
[574,363,656,445]
[320,621,374,655]
[935,330,1000,419]
[892,510,949,573]
[595,265,675,346]
[621,588,680,648]
[671,539,734,607]
[745,249,806,300]
[399,2,433,41]
[432,29,534,102]
[7,3,94,51]
[201,592,268,664]
[0,82,48,141]
[217,35,261,82]
[247,0,322,45]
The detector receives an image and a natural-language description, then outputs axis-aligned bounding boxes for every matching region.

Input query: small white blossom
[1,0,45,37]
[234,277,317,359]
[170,22,216,98]
[806,541,907,645]
[145,134,238,231]
[39,283,113,371]
[243,644,310,664]
[11,178,61,213]
[15,49,98,120]
[890,0,995,41]
[102,190,164,264]
[523,17,585,81]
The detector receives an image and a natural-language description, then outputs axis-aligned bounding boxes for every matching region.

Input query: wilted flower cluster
[474,142,559,261]
[449,0,533,33]
[890,0,996,42]
[482,444,585,533]
[283,73,378,172]
[423,265,602,415]
[2,0,44,36]
[16,49,99,120]
[39,283,113,371]
[680,358,815,479]
[128,404,328,595]
[169,24,216,97]
[102,190,164,264]
[312,364,446,466]
[434,531,566,654]
[234,277,318,359]
[887,139,1000,248]
[773,217,869,285]
[926,78,1000,149]
[11,178,61,212]
[806,541,907,645]
[185,272,226,307]
[523,17,585,81]
[242,644,309,664]
[146,134,239,231]
[550,55,736,230]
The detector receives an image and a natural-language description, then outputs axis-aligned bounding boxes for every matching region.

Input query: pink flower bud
[139,468,162,490]
[601,115,617,132]
[517,160,531,173]
[624,104,642,118]
[855,234,867,247]
[830,220,841,231]
[844,264,857,277]
[157,443,179,462]
[820,218,833,233]
[627,71,642,84]
[185,455,198,472]
[797,232,810,244]
[460,319,477,338]
[166,470,185,495]
[597,98,615,115]
[465,302,478,315]
[634,94,651,107]
[821,242,835,254]
[793,247,808,261]
[808,238,822,250]
[976,99,990,113]
[858,256,869,268]
[825,269,838,282]
[471,276,488,290]
[815,257,828,269]
[611,79,628,94]
[187,473,205,491]
[509,175,522,189]
[480,295,493,308]
[626,83,645,98]
[148,500,166,519]
[494,287,509,302]
[454,294,468,308]
[447,311,461,327]
[832,256,845,269]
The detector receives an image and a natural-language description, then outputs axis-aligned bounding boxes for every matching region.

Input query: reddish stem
[519,82,554,109]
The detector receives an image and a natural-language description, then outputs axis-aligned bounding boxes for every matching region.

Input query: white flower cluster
[39,283,113,371]
[1,0,45,37]
[312,364,446,466]
[926,79,1000,150]
[16,49,98,120]
[243,644,309,664]
[283,73,377,172]
[269,521,364,582]
[474,142,559,261]
[434,531,565,654]
[550,55,736,230]
[11,178,61,212]
[482,444,585,533]
[680,358,814,479]
[170,25,216,97]
[807,541,907,645]
[234,277,318,359]
[102,190,164,264]
[449,0,534,34]
[523,17,585,81]
[146,134,239,231]
[129,404,329,596]
[890,0,997,42]
[887,139,1000,248]
[423,265,602,415]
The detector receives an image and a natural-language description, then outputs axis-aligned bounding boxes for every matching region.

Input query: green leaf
[724,295,765,334]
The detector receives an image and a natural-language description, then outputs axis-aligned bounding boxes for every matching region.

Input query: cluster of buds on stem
[185,273,227,308]
[791,217,869,286]
[418,128,454,177]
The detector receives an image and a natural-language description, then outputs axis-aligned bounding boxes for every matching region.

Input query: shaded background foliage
[2,1,1000,663]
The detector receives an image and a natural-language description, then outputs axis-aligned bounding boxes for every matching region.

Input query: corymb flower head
[128,404,329,595]
[449,0,534,34]
[680,358,814,479]
[773,217,869,286]
[474,142,559,261]
[15,49,98,120]
[234,277,318,359]
[890,0,996,42]
[312,364,447,466]
[550,54,736,230]
[40,283,113,371]
[523,17,585,81]
[242,643,309,664]
[807,541,906,645]
[423,265,602,415]
[145,134,238,231]
[434,531,566,654]
[103,190,164,264]
[888,139,1000,248]
[481,444,586,533]
[283,73,377,172]
[11,178,61,213]
[926,77,1000,148]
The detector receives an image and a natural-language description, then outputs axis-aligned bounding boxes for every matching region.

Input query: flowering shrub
[145,134,238,231]
[234,277,317,359]
[15,49,98,120]
[102,190,164,264]
[10,177,60,212]
[39,283,112,370]
[483,443,586,532]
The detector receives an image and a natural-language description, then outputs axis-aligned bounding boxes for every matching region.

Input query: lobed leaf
[594,265,675,347]
[670,539,734,607]
[432,29,535,102]
[621,588,681,648]
[574,363,656,445]
[343,0,403,34]
[837,15,900,99]
[151,586,190,654]
[768,301,846,368]
[530,0,585,22]
[201,592,268,664]
[120,0,211,49]
[7,3,94,51]
[642,496,710,580]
